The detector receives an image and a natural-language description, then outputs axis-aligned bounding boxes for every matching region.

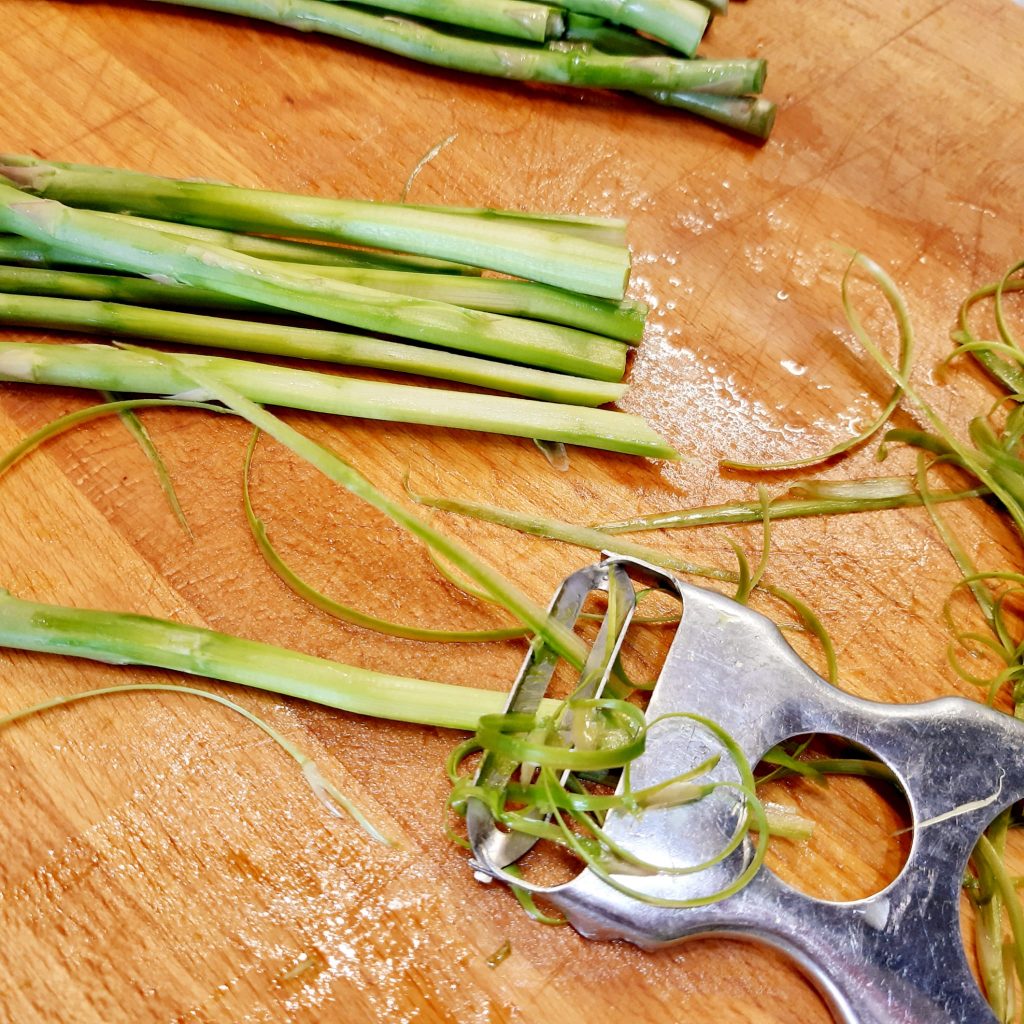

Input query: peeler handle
[546,563,1023,1024]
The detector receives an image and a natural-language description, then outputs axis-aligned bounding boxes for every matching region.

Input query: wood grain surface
[1,0,1023,1021]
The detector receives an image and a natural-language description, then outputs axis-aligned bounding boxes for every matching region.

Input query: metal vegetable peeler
[467,555,1024,1024]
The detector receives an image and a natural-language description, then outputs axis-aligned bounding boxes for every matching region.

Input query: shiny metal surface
[469,556,1024,1024]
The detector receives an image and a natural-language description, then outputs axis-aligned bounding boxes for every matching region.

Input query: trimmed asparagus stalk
[0,259,646,342]
[277,265,646,342]
[1,157,633,299]
[0,264,263,312]
[0,293,626,406]
[0,183,628,380]
[95,213,482,273]
[403,205,627,247]
[0,261,645,346]
[330,0,565,42]
[0,342,678,458]
[2,0,764,98]
[555,0,709,56]
[0,588,557,730]
[639,91,777,140]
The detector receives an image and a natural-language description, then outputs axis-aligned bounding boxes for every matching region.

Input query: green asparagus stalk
[0,182,628,380]
[554,0,709,56]
[0,230,476,276]
[639,91,776,140]
[0,264,262,312]
[337,0,565,42]
[4,0,764,98]
[0,258,645,342]
[551,21,774,138]
[0,293,626,406]
[0,588,556,730]
[0,342,677,457]
[96,213,481,273]
[1,157,633,299]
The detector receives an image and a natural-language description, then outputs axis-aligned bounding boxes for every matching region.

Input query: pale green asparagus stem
[0,250,645,341]
[333,0,565,41]
[0,263,263,312]
[0,292,627,406]
[555,0,709,56]
[140,0,757,82]
[1,157,634,299]
[639,92,777,140]
[0,588,556,730]
[0,342,677,458]
[0,183,628,379]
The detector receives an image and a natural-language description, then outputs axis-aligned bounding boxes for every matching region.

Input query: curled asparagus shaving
[242,430,531,643]
[594,476,985,533]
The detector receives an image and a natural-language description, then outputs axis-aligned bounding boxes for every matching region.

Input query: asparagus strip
[0,183,628,380]
[0,589,557,730]
[1,157,633,299]
[0,342,677,457]
[594,483,986,532]
[0,293,627,406]
[0,260,646,342]
[333,0,565,42]
[554,0,709,56]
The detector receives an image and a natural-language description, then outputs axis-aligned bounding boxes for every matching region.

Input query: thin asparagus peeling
[0,341,676,457]
[0,682,394,844]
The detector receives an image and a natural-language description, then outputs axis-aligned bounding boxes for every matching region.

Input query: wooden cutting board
[2,1,1023,1020]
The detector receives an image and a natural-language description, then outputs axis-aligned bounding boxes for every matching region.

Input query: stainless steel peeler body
[468,555,1024,1024]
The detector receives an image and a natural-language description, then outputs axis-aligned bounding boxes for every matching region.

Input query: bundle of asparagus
[133,0,774,138]
[0,155,679,460]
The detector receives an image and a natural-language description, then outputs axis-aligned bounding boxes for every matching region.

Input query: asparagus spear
[11,1,763,89]
[0,182,627,380]
[1,157,633,299]
[640,91,777,140]
[0,293,626,406]
[0,232,476,277]
[0,342,677,458]
[554,0,709,55]
[336,0,566,42]
[0,589,546,730]
[0,257,646,342]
